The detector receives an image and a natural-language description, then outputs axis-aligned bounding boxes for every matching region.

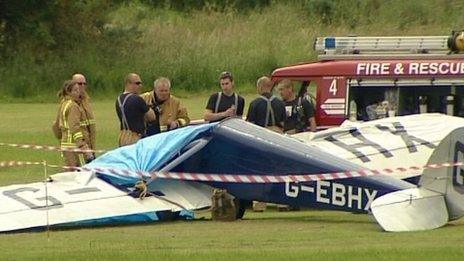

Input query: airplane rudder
[425,127,464,220]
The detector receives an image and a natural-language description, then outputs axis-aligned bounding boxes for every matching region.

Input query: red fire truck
[271,32,464,128]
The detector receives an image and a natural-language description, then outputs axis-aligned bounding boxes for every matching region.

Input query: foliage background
[1,0,464,101]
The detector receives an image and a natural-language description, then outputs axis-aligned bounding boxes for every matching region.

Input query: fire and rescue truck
[271,31,464,128]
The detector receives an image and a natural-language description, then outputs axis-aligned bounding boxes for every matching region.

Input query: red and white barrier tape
[145,161,463,183]
[0,161,44,168]
[1,160,457,184]
[0,142,107,154]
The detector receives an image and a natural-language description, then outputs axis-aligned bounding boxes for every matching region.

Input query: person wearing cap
[140,77,190,136]
[278,79,316,134]
[246,76,286,133]
[116,73,156,147]
[204,71,245,122]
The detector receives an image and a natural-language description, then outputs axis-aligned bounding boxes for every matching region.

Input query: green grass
[0,209,463,260]
[0,98,463,260]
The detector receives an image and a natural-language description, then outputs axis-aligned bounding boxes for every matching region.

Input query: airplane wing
[0,124,217,232]
[0,171,176,232]
[161,118,414,212]
[293,113,464,182]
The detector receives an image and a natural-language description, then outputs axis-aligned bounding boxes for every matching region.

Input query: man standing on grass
[204,71,245,219]
[72,73,97,151]
[246,76,286,133]
[278,79,316,134]
[141,77,190,136]
[116,73,156,146]
[204,71,245,122]
[244,76,286,212]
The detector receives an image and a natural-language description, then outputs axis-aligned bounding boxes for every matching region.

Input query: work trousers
[62,151,85,168]
[118,130,141,147]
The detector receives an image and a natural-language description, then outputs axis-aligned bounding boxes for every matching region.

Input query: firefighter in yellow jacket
[141,77,190,136]
[53,80,94,167]
[72,73,96,151]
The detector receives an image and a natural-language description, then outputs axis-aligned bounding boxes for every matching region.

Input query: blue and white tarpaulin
[87,123,217,186]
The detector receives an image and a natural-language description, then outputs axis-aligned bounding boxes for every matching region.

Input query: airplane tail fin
[419,126,464,221]
[371,126,464,231]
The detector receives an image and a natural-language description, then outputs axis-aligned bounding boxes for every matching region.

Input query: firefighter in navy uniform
[246,76,286,133]
[54,80,94,167]
[204,72,245,219]
[141,77,190,136]
[278,79,316,134]
[116,73,156,146]
[244,76,287,213]
[204,71,245,122]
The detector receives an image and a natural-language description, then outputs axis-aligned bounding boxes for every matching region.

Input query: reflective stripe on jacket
[58,97,89,149]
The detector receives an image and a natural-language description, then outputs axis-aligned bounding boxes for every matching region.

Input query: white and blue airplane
[0,113,463,232]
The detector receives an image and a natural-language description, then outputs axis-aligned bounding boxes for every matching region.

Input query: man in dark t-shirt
[243,76,286,213]
[247,76,286,132]
[204,71,245,123]
[116,73,155,147]
[278,79,316,133]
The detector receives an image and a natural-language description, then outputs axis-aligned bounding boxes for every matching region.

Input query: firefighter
[72,73,96,151]
[246,76,286,133]
[55,80,94,167]
[140,77,190,136]
[245,76,286,212]
[204,71,245,122]
[116,73,156,146]
[278,79,316,134]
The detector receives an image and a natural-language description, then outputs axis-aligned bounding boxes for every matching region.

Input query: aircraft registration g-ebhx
[0,113,464,233]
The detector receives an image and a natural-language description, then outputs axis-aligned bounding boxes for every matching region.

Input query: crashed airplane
[0,113,463,232]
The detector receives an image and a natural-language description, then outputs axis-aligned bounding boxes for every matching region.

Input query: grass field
[1,98,464,260]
